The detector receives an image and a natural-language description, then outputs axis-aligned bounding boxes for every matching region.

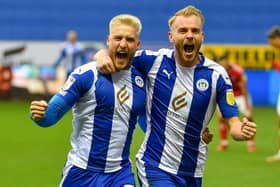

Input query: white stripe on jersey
[136,55,163,161]
[159,64,195,174]
[67,63,98,169]
[105,71,133,173]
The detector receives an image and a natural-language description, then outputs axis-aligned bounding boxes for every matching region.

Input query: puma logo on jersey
[117,85,129,105]
[163,69,173,79]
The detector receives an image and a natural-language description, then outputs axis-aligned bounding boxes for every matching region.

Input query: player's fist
[94,49,116,74]
[30,100,48,121]
[241,117,256,140]
[202,127,213,144]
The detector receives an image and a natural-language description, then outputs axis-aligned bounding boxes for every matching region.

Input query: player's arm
[94,48,167,75]
[217,70,256,141]
[30,67,94,127]
[30,95,73,127]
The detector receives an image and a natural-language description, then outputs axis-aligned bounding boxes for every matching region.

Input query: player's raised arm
[30,94,74,128]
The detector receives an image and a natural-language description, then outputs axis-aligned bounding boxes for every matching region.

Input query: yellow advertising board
[201,44,280,69]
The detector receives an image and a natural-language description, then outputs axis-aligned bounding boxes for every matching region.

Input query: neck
[175,53,201,67]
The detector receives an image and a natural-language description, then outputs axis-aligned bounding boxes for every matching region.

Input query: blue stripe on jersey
[87,73,115,171]
[216,75,239,118]
[178,67,213,176]
[143,55,177,165]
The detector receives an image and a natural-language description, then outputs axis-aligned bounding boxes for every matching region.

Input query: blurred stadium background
[0,0,279,187]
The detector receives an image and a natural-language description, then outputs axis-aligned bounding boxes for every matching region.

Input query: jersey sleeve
[133,49,172,75]
[33,67,94,127]
[216,72,239,119]
[33,94,72,127]
[132,50,157,75]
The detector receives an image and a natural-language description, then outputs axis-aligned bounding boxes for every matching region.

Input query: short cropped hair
[109,14,142,36]
[267,26,280,39]
[168,5,204,30]
[67,30,77,36]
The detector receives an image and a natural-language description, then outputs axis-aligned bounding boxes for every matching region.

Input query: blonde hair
[168,5,204,30]
[109,14,142,36]
[267,26,280,39]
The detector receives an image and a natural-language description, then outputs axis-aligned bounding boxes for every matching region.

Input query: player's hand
[202,127,213,144]
[94,49,116,74]
[30,100,48,121]
[241,117,256,140]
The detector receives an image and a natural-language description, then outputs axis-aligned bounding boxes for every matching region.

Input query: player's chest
[150,66,213,111]
[94,74,146,111]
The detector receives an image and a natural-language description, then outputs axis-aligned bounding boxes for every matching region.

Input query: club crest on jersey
[62,76,76,91]
[117,85,129,105]
[196,79,209,91]
[135,76,144,88]
[226,89,235,106]
[172,92,187,111]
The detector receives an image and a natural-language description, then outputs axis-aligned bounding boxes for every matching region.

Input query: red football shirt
[228,63,245,96]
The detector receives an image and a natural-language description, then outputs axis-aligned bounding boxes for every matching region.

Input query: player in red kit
[216,55,256,152]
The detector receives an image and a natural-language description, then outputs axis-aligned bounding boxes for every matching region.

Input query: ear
[201,31,205,43]
[168,31,173,43]
[136,40,141,50]
[106,36,110,47]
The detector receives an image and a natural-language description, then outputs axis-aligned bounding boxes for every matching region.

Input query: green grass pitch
[0,100,279,187]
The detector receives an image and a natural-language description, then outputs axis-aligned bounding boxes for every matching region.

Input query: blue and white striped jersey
[36,62,146,173]
[133,49,238,178]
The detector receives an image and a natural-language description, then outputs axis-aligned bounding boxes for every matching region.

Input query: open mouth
[116,51,128,59]
[183,44,195,54]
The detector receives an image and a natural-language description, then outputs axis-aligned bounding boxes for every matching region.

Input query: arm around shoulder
[93,49,116,73]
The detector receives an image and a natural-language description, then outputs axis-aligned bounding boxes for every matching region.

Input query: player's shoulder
[202,56,230,81]
[130,65,145,77]
[63,62,96,93]
[72,61,96,75]
[134,48,174,58]
[203,56,225,73]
